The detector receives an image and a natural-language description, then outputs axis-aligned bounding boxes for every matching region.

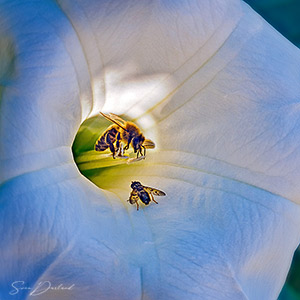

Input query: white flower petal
[1,1,300,299]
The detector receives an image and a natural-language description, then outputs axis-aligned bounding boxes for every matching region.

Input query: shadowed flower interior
[72,110,164,209]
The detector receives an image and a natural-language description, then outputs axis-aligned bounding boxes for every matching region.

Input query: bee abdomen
[95,126,119,152]
[139,191,151,205]
[95,136,108,151]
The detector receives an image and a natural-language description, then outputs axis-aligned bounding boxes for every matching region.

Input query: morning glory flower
[1,0,300,299]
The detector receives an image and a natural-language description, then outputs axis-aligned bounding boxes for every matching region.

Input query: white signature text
[9,281,75,296]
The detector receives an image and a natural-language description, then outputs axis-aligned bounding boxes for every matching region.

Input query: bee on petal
[128,181,166,210]
[95,112,155,160]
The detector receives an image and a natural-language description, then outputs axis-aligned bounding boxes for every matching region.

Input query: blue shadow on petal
[243,1,300,299]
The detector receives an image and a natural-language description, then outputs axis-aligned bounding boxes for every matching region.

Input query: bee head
[132,134,145,152]
[127,198,135,205]
[131,181,141,189]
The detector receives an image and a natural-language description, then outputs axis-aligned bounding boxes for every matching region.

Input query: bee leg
[110,144,116,158]
[136,201,139,210]
[142,146,146,157]
[106,134,116,158]
[116,132,122,156]
[116,132,120,149]
[150,193,158,204]
[117,143,125,157]
[137,147,143,158]
[124,136,132,150]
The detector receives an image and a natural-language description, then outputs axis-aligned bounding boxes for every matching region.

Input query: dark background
[244,0,300,47]
[243,1,300,299]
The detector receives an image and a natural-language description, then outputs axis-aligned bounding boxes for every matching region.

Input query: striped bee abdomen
[95,135,109,151]
[95,126,119,152]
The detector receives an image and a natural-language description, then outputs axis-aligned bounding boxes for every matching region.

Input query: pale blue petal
[1,1,300,299]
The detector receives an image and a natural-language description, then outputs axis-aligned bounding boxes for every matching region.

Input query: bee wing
[100,112,128,131]
[128,189,140,204]
[108,113,127,124]
[143,186,166,196]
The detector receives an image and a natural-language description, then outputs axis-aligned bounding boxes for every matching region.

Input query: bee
[128,181,166,210]
[95,112,155,159]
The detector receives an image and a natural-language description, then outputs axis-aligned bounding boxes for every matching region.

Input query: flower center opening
[72,113,158,197]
